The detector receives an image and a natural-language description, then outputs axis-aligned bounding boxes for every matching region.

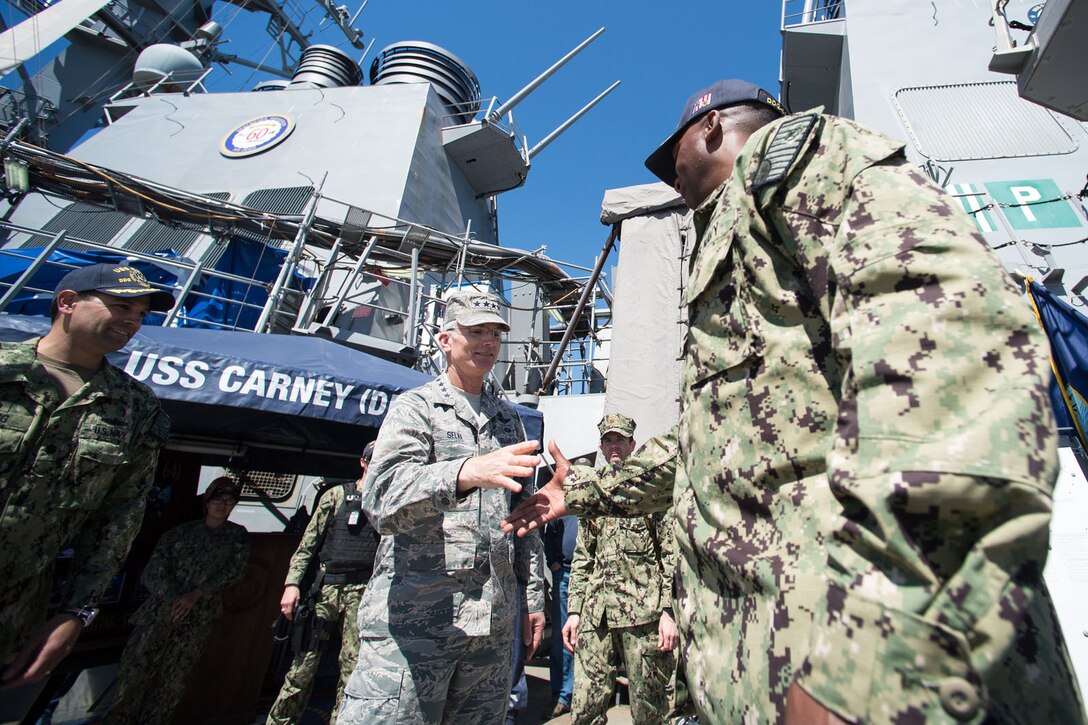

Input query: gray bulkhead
[6,81,497,248]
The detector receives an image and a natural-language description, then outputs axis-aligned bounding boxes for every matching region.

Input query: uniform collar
[435,372,503,428]
[0,336,127,402]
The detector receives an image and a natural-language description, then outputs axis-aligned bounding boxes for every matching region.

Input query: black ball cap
[54,263,176,312]
[644,79,786,188]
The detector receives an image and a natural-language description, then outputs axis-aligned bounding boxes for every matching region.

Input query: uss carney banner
[0,314,431,429]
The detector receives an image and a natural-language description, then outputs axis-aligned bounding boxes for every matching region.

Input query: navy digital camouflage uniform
[337,374,544,725]
[567,482,675,724]
[268,484,376,724]
[0,338,168,664]
[103,518,249,724]
[561,113,1086,723]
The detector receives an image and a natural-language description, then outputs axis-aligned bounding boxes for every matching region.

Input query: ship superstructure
[0,0,621,407]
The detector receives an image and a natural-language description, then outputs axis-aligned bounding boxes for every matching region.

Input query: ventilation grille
[124,192,230,255]
[227,469,298,501]
[32,202,132,251]
[235,187,313,247]
[894,81,1077,160]
[242,187,312,215]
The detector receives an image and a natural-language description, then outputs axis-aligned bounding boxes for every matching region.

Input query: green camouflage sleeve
[139,524,185,601]
[655,509,676,610]
[198,527,250,594]
[565,515,595,616]
[61,417,164,610]
[284,485,341,587]
[756,119,1060,719]
[363,393,463,535]
[564,428,679,518]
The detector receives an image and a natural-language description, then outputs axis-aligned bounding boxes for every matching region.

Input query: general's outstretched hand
[457,439,541,494]
[501,440,571,537]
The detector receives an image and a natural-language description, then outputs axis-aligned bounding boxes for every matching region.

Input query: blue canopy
[0,315,544,477]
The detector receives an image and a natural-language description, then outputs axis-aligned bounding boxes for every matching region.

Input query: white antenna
[529,80,620,160]
[487,27,605,123]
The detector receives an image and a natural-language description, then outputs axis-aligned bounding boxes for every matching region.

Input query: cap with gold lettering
[54,263,175,311]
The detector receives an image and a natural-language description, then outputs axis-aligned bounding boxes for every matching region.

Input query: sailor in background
[0,263,173,693]
[338,290,545,725]
[562,414,676,725]
[103,477,250,724]
[267,442,381,724]
[506,79,1086,723]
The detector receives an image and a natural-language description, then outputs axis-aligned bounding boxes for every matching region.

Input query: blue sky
[2,0,784,272]
[211,0,785,273]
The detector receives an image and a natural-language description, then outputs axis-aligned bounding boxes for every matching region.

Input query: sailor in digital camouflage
[104,477,250,724]
[337,289,545,725]
[506,79,1086,723]
[0,263,174,689]
[267,441,381,724]
[564,413,676,725]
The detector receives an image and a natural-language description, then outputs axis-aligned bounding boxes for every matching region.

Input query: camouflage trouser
[0,567,51,666]
[571,620,675,725]
[336,627,514,725]
[101,609,216,725]
[266,582,364,725]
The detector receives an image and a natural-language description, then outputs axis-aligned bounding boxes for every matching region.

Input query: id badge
[348,511,360,526]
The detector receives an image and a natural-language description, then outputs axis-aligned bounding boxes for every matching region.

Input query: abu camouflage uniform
[104,518,249,724]
[338,374,544,725]
[268,483,377,724]
[563,113,1085,723]
[0,338,169,664]
[567,466,676,725]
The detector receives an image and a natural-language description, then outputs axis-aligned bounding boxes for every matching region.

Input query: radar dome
[133,44,205,93]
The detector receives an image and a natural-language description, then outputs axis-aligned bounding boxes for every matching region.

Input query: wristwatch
[61,607,98,627]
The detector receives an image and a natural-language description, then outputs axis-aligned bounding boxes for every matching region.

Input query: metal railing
[783,0,845,27]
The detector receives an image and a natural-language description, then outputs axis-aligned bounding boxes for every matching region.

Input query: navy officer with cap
[0,263,174,693]
[507,80,1084,723]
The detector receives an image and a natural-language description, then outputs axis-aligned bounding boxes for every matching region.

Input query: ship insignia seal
[220,115,295,158]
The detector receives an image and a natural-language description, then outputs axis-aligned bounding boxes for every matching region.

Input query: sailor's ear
[704,109,724,140]
[53,289,81,315]
[436,329,454,354]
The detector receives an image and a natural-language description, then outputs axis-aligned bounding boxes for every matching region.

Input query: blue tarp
[181,236,312,330]
[0,248,179,320]
[0,314,544,476]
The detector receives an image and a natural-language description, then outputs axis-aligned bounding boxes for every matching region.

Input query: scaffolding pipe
[0,229,66,311]
[162,258,207,327]
[323,234,380,326]
[256,178,324,332]
[406,246,421,347]
[538,223,618,394]
[294,233,345,330]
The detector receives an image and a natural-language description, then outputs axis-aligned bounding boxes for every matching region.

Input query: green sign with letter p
[984,179,1082,230]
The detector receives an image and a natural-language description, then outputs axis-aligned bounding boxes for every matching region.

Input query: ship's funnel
[288,44,363,89]
[132,44,206,93]
[369,41,480,125]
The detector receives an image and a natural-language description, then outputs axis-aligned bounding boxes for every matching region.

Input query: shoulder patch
[148,409,171,443]
[752,114,819,192]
